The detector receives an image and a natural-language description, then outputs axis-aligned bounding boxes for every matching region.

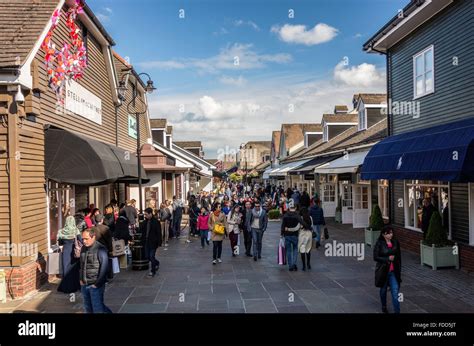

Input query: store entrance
[47,181,75,249]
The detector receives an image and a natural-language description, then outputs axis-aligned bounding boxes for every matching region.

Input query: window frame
[413,45,435,99]
[358,103,366,131]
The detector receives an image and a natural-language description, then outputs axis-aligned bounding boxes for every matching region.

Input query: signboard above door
[65,80,102,124]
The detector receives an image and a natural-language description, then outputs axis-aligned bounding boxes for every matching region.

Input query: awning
[270,158,312,177]
[289,155,342,175]
[361,118,474,182]
[262,165,276,180]
[314,150,370,174]
[45,125,149,185]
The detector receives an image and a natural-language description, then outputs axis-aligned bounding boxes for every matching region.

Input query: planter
[364,227,381,247]
[420,241,459,270]
[335,210,342,223]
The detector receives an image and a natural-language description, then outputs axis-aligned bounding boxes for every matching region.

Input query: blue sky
[89,0,407,158]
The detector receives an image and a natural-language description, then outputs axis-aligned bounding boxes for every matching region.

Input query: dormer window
[358,103,367,131]
[323,124,328,142]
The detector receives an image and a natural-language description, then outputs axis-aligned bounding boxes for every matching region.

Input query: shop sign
[65,80,102,124]
[304,174,315,180]
[338,173,353,182]
[128,115,137,139]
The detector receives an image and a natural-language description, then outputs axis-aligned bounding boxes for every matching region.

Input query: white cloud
[271,23,338,46]
[354,33,363,38]
[234,20,260,31]
[96,7,112,22]
[147,61,386,157]
[213,27,229,36]
[139,43,291,73]
[333,60,385,87]
[219,75,247,86]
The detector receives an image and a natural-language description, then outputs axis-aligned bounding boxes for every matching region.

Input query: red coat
[197,214,210,230]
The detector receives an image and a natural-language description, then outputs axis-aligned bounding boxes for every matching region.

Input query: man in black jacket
[241,201,254,257]
[140,208,162,277]
[80,227,112,313]
[281,199,308,271]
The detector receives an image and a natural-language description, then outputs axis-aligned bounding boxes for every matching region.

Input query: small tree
[229,173,242,183]
[369,205,384,231]
[424,211,448,247]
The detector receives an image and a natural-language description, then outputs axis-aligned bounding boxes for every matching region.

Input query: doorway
[352,184,370,228]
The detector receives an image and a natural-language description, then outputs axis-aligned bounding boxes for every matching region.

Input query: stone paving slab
[2,219,474,313]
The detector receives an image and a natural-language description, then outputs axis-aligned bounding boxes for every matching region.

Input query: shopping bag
[278,238,286,265]
[46,252,62,275]
[112,238,125,257]
[207,230,211,241]
[112,257,120,274]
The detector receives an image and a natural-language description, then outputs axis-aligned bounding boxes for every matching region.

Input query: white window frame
[378,179,389,220]
[404,180,449,235]
[413,45,435,99]
[323,124,328,142]
[358,103,366,131]
[305,132,323,147]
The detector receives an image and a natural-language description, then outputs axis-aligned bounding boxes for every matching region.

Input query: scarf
[58,215,80,240]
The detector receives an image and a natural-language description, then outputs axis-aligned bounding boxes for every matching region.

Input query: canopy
[361,117,474,182]
[289,155,342,175]
[269,158,311,177]
[314,150,370,174]
[45,125,149,185]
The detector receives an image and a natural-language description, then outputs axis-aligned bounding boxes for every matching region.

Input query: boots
[307,252,311,270]
[301,253,306,271]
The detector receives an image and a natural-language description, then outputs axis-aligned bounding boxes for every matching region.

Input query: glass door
[352,184,370,228]
[341,183,353,224]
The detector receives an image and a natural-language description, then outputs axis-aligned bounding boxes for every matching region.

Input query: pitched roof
[322,114,358,123]
[205,159,219,165]
[332,119,387,150]
[254,161,271,171]
[0,0,59,68]
[281,123,320,150]
[150,119,167,129]
[353,93,387,105]
[112,50,131,82]
[174,141,202,148]
[334,105,349,113]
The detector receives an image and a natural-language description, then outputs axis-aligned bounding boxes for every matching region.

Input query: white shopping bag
[207,231,211,241]
[237,234,241,246]
[112,257,120,274]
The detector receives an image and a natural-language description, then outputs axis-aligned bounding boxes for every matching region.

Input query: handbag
[278,238,286,265]
[112,238,126,257]
[112,257,120,274]
[73,237,83,258]
[324,227,329,240]
[213,223,225,235]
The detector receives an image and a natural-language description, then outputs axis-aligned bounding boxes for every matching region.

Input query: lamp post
[121,72,156,214]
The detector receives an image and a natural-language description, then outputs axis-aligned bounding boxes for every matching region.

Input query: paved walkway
[2,219,474,313]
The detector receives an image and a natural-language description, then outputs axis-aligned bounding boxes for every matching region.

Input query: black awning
[361,117,474,182]
[45,125,149,185]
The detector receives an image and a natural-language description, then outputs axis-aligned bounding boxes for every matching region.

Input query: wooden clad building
[0,0,154,297]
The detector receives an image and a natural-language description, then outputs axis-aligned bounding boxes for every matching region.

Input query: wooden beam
[8,112,21,266]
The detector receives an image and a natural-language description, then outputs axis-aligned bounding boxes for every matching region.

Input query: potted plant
[365,205,384,246]
[268,208,281,221]
[334,196,342,223]
[420,211,459,270]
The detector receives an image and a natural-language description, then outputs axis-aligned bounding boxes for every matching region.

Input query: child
[197,207,210,248]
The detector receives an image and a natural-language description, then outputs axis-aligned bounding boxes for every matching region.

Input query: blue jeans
[285,235,298,268]
[81,284,112,313]
[312,225,321,243]
[145,245,159,274]
[380,271,400,313]
[251,229,264,258]
[200,230,209,247]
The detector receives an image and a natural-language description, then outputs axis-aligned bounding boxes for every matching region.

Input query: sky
[89,0,407,158]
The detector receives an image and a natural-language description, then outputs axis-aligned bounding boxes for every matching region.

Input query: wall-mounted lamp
[15,85,24,104]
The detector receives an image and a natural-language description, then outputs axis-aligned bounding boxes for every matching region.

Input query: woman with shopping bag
[208,202,228,265]
[298,208,313,271]
[227,205,242,257]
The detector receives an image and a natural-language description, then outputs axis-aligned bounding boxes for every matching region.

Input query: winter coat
[114,216,132,245]
[208,212,228,241]
[197,214,210,231]
[373,238,402,287]
[139,217,162,249]
[249,209,268,232]
[309,205,325,225]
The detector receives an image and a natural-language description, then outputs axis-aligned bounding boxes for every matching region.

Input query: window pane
[415,55,423,76]
[424,49,433,71]
[416,76,424,96]
[425,71,433,92]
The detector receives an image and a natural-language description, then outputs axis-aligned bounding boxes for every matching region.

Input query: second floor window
[358,106,366,131]
[413,45,434,99]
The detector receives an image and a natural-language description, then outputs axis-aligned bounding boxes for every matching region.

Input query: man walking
[309,199,325,248]
[172,196,183,238]
[242,201,253,257]
[80,227,112,313]
[250,202,268,261]
[281,199,307,271]
[140,208,162,277]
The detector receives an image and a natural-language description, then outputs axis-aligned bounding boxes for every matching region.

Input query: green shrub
[369,205,384,231]
[268,209,281,220]
[424,211,450,247]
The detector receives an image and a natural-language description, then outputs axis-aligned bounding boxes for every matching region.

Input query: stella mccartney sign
[65,80,102,124]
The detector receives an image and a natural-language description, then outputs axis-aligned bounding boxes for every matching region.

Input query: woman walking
[298,208,313,271]
[208,202,228,265]
[57,216,81,293]
[227,205,242,256]
[159,202,171,249]
[374,226,402,313]
[197,207,210,248]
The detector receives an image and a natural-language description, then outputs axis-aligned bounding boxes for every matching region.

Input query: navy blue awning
[361,117,474,182]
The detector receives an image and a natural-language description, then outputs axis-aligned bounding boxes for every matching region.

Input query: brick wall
[393,226,474,273]
[3,256,48,299]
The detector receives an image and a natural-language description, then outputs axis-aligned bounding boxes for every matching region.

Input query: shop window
[47,182,75,250]
[378,180,389,219]
[413,45,434,99]
[342,184,352,207]
[322,184,336,203]
[404,180,449,233]
[354,185,369,210]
